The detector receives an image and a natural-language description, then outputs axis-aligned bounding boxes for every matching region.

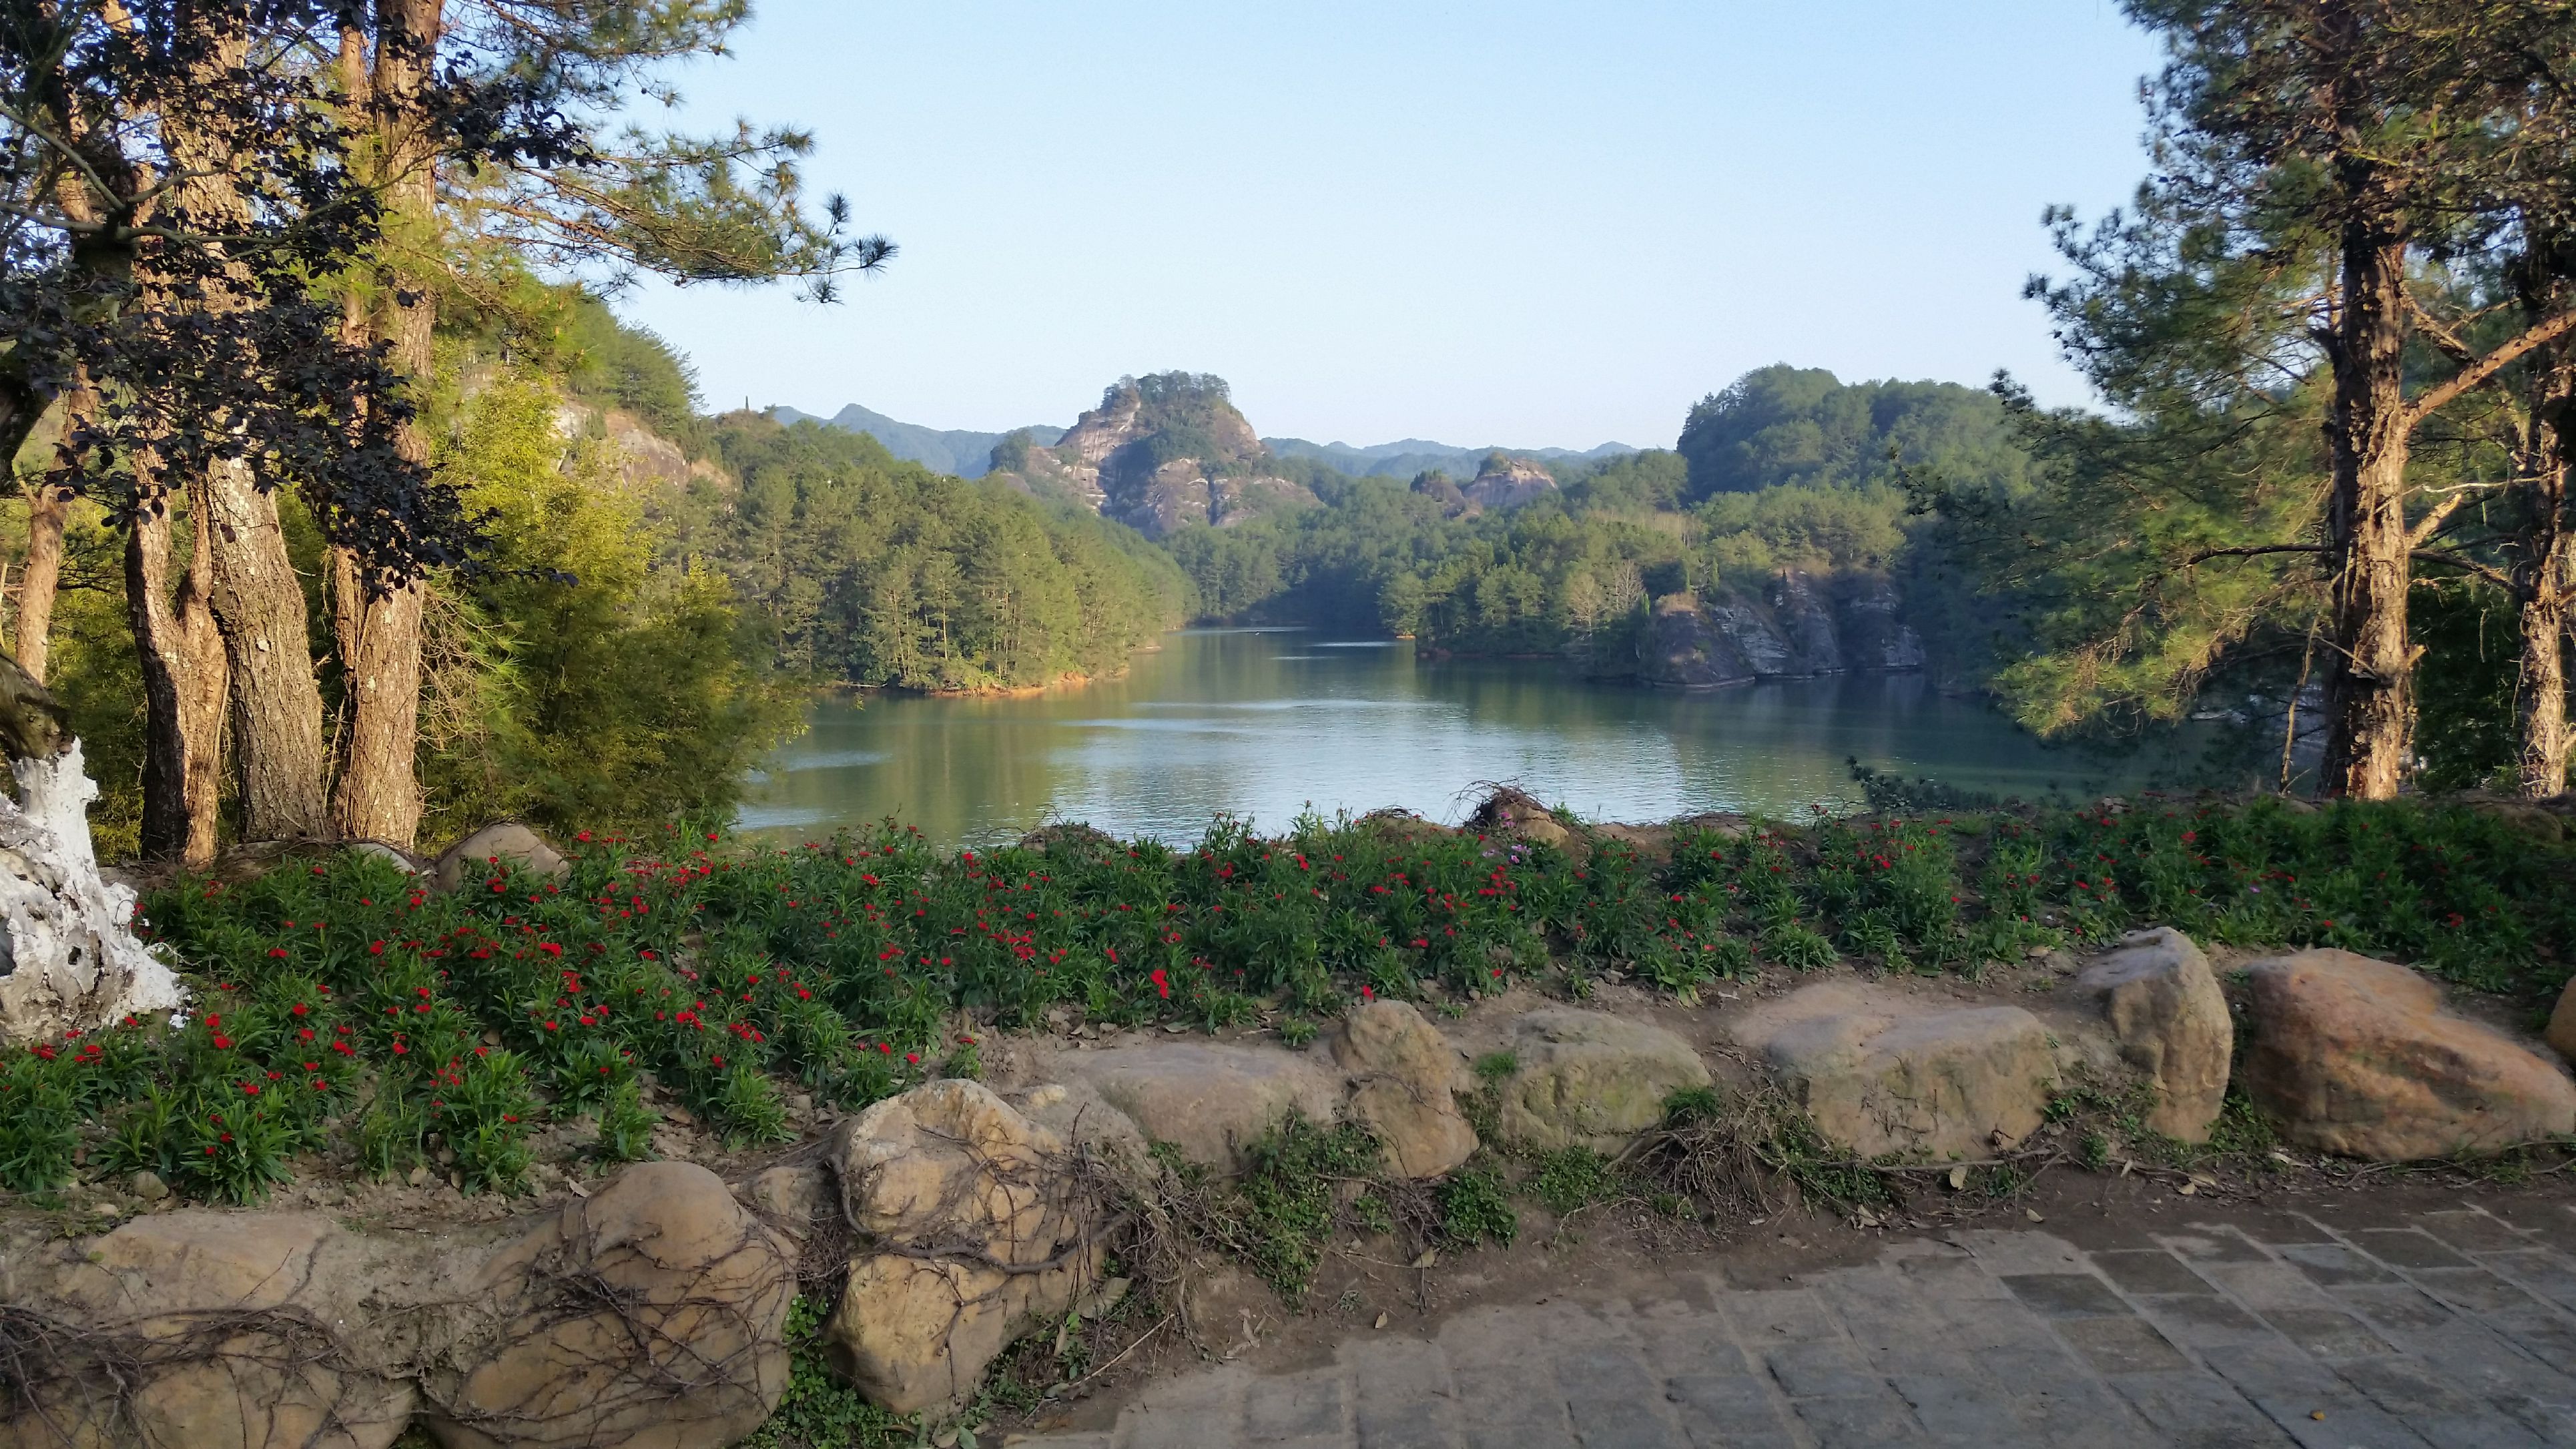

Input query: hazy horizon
[622,2,2163,451]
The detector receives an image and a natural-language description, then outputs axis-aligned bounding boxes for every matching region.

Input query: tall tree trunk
[2318,210,2417,800]
[17,479,67,685]
[164,7,332,840]
[14,371,95,683]
[2519,354,2576,798]
[328,0,440,846]
[203,457,330,839]
[128,483,229,861]
[2519,546,2573,797]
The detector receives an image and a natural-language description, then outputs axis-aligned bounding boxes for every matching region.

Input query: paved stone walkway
[1006,1199,2576,1447]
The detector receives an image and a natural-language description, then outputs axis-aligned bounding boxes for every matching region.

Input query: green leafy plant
[1435,1165,1519,1249]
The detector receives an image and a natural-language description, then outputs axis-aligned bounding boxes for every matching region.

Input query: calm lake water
[735,629,2133,846]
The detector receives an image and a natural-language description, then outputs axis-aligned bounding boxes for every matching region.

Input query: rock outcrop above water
[1638,570,1925,687]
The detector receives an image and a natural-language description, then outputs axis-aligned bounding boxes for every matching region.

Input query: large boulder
[2243,950,2576,1161]
[1732,984,2058,1161]
[2071,928,2232,1141]
[432,823,568,895]
[1008,1079,1155,1190]
[426,1161,793,1449]
[1,1213,415,1449]
[1051,1040,1341,1170]
[823,1081,1108,1416]
[1331,1000,1478,1178]
[1491,1008,1712,1153]
[2545,974,2576,1067]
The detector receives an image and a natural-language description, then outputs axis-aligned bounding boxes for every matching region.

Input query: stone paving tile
[2412,1207,2530,1253]
[1662,1372,1796,1449]
[2280,1241,2407,1286]
[2134,1289,2280,1347]
[2090,1246,2210,1295]
[1006,1199,2576,1449]
[2108,1370,2300,1447]
[2258,1305,2398,1360]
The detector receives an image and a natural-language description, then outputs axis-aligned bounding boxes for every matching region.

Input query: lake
[735,629,2135,846]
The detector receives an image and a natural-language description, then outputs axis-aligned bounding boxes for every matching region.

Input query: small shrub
[1278,1017,1319,1048]
[1435,1165,1518,1248]
[706,1066,793,1148]
[359,1094,430,1177]
[1530,1147,1623,1215]
[1473,1051,1519,1083]
[1227,1114,1383,1305]
[0,1057,79,1193]
[1762,922,1837,970]
[595,1078,658,1161]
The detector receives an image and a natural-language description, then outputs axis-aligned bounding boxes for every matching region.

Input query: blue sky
[618,2,2164,451]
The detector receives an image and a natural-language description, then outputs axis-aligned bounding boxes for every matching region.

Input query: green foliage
[739,1295,916,1449]
[421,368,808,842]
[681,413,1192,691]
[1530,1147,1623,1215]
[1435,1164,1518,1248]
[554,291,709,454]
[1229,1114,1383,1304]
[1677,365,2034,502]
[0,1052,79,1192]
[3,795,2559,1211]
[1160,370,1994,678]
[595,1078,659,1163]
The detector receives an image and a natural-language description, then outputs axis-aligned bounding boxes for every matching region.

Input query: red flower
[1150,968,1170,999]
[1360,985,1375,1000]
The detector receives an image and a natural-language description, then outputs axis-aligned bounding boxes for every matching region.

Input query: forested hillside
[671,412,1189,691]
[1163,368,2021,683]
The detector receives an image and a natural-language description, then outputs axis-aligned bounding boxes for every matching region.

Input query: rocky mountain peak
[985,371,1314,538]
[1462,453,1560,511]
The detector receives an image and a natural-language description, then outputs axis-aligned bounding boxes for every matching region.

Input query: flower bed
[3,798,2568,1204]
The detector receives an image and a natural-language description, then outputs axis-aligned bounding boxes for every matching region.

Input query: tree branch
[2406,308,2576,426]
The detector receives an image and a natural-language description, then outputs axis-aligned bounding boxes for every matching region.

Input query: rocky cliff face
[1462,455,1559,511]
[985,373,1314,537]
[1638,569,1926,688]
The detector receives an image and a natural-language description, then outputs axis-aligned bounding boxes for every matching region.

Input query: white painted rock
[0,741,185,1047]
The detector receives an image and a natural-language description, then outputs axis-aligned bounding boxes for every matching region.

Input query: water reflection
[736,629,2128,846]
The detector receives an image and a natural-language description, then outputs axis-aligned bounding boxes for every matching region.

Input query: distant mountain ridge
[1264,437,1638,479]
[769,400,1635,483]
[766,403,1064,479]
